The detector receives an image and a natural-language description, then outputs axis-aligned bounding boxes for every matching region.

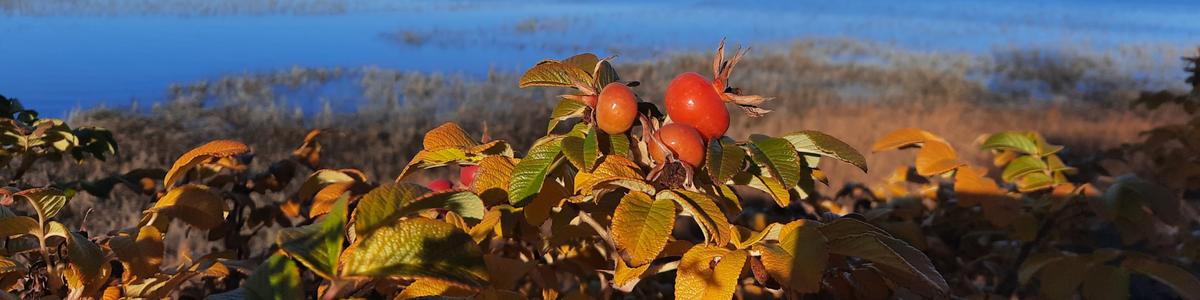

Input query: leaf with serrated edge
[583,126,600,172]
[400,190,486,223]
[706,137,745,184]
[824,226,948,298]
[352,183,429,237]
[659,190,731,247]
[519,61,593,88]
[395,278,477,299]
[508,136,565,207]
[548,98,587,133]
[611,191,676,267]
[340,218,488,287]
[783,130,867,172]
[147,184,225,231]
[470,156,517,206]
[675,245,746,300]
[749,136,803,189]
[164,140,248,188]
[277,195,346,280]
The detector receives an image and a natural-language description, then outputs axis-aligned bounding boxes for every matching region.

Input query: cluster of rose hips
[593,41,768,179]
[592,72,726,170]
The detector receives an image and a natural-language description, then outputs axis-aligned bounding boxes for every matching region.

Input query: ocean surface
[2,0,1198,117]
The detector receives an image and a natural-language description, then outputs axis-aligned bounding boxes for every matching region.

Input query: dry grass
[45,39,1191,235]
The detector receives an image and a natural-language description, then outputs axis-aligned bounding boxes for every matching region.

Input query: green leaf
[147,184,226,231]
[583,126,600,172]
[782,130,868,172]
[981,131,1039,155]
[604,131,632,158]
[610,191,676,267]
[519,61,592,88]
[244,255,302,300]
[399,190,486,223]
[749,135,802,189]
[508,136,564,207]
[277,195,346,280]
[1123,256,1200,299]
[15,187,68,221]
[706,137,745,184]
[1017,172,1054,192]
[658,190,732,247]
[353,183,429,237]
[756,220,828,293]
[547,98,588,133]
[562,53,600,76]
[340,218,488,287]
[1002,155,1048,182]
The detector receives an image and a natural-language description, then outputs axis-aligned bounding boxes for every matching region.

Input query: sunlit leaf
[519,60,593,88]
[277,196,346,280]
[14,187,68,221]
[1017,172,1054,192]
[583,125,600,171]
[352,183,428,237]
[548,98,588,133]
[871,128,944,152]
[109,225,165,280]
[757,220,827,292]
[612,260,651,290]
[675,245,746,300]
[64,229,106,282]
[981,131,1039,155]
[914,140,964,176]
[470,156,517,206]
[706,137,745,184]
[508,136,564,207]
[782,130,867,172]
[395,278,477,299]
[164,140,249,188]
[611,191,676,267]
[749,136,802,189]
[147,184,226,231]
[340,218,488,286]
[659,190,732,247]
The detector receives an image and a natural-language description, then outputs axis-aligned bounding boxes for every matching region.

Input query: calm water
[2,0,1198,117]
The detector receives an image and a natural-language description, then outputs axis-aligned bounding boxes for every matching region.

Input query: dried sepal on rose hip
[711,38,774,117]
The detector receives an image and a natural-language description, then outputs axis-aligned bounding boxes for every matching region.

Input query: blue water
[2,0,1198,117]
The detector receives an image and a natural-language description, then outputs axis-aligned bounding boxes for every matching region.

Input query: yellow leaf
[730,223,780,250]
[756,220,827,293]
[914,140,964,176]
[164,140,249,188]
[14,187,69,221]
[109,225,164,280]
[611,191,676,267]
[147,184,226,231]
[395,278,477,299]
[871,128,945,152]
[612,261,651,290]
[471,156,517,206]
[0,216,37,238]
[423,123,480,150]
[573,155,643,196]
[658,190,732,247]
[309,181,354,218]
[675,245,746,300]
[469,207,503,243]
